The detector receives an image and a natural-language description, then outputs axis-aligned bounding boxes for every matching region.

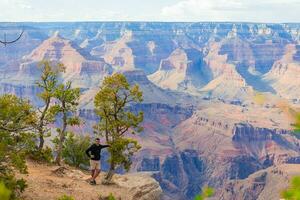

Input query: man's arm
[85,145,93,158]
[100,144,110,149]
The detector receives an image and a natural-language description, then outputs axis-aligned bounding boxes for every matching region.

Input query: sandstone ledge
[19,161,162,200]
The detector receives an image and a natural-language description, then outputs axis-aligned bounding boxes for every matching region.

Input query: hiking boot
[85,178,92,182]
[89,180,96,185]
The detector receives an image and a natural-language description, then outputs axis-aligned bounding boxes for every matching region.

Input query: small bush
[281,176,300,200]
[99,193,117,200]
[194,186,214,200]
[28,146,53,163]
[0,182,11,200]
[0,173,27,200]
[62,132,90,168]
[108,193,116,200]
[57,194,75,200]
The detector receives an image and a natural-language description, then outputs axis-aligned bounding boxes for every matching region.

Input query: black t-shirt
[85,144,110,161]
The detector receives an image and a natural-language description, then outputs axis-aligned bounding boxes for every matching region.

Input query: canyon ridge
[0,22,300,200]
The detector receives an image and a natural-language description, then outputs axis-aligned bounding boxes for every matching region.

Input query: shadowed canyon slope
[1,22,300,199]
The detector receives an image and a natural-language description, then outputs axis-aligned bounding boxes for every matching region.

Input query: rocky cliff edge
[18,161,162,200]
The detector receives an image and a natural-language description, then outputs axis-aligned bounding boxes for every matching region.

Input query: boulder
[114,172,162,200]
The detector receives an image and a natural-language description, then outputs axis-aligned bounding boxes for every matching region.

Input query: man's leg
[86,169,95,181]
[87,160,96,182]
[91,161,101,182]
[92,169,100,180]
[91,169,95,178]
[89,168,98,185]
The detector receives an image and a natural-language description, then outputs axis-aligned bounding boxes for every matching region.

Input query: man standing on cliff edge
[85,138,110,185]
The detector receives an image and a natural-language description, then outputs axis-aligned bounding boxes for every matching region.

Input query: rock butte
[1,22,300,200]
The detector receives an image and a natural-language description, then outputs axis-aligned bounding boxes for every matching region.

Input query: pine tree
[94,73,143,182]
[34,60,64,150]
[53,81,80,165]
[0,94,36,199]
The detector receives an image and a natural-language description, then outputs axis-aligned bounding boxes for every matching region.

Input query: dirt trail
[19,161,130,200]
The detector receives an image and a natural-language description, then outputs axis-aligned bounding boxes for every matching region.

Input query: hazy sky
[0,0,299,23]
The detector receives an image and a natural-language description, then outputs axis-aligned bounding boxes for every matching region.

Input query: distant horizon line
[0,20,299,24]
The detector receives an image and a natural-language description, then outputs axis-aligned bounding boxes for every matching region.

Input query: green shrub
[108,193,116,200]
[28,146,53,163]
[281,176,300,200]
[61,132,90,168]
[0,182,11,200]
[57,194,75,200]
[293,113,300,139]
[99,193,117,200]
[0,166,28,199]
[194,186,214,200]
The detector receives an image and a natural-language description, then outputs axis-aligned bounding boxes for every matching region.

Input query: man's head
[95,138,100,145]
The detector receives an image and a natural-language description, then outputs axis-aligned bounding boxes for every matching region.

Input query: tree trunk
[105,161,115,183]
[55,132,64,165]
[38,131,44,151]
[55,110,67,165]
[38,99,50,151]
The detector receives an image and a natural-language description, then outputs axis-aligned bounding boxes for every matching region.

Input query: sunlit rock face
[1,22,300,200]
[263,44,300,100]
[148,48,211,94]
[219,164,300,200]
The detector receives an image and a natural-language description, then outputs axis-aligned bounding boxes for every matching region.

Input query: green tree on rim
[34,60,65,150]
[0,94,36,199]
[94,73,143,182]
[53,81,81,165]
